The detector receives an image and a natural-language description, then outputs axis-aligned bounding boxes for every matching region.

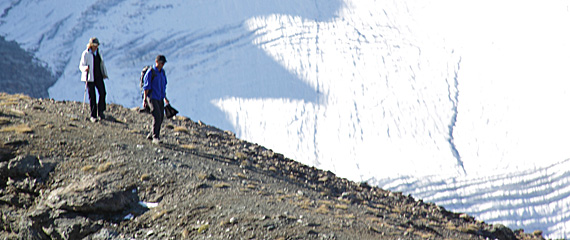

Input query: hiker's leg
[87,82,97,118]
[151,99,162,139]
[158,99,165,128]
[95,78,106,115]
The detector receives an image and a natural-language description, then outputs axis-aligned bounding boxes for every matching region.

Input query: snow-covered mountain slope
[375,158,570,237]
[2,0,570,238]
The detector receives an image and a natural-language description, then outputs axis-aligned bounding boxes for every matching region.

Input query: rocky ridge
[0,37,57,98]
[0,93,544,239]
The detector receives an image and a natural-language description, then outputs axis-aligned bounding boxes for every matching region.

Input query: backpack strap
[150,68,156,84]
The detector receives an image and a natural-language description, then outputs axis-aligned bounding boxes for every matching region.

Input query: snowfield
[1,0,570,238]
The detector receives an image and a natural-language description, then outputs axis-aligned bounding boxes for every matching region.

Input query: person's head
[86,37,99,51]
[155,55,167,70]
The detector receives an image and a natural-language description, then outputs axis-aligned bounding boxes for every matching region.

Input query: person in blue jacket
[142,55,170,144]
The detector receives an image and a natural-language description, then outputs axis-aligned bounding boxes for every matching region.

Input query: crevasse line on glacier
[447,56,465,175]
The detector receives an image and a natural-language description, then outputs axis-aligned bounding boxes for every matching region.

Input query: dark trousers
[87,78,106,118]
[150,98,165,139]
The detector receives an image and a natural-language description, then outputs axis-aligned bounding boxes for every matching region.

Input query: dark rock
[11,214,48,240]
[307,229,319,235]
[7,155,42,177]
[338,191,363,204]
[44,173,138,214]
[47,216,102,240]
[10,177,38,193]
[0,193,18,206]
[4,139,28,147]
[0,191,33,208]
[195,183,210,189]
[85,228,120,240]
[0,144,14,162]
[0,161,7,180]
[491,223,517,240]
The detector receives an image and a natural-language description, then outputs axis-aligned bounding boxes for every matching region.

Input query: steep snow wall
[219,2,465,180]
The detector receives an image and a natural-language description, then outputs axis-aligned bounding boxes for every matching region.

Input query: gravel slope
[0,93,543,240]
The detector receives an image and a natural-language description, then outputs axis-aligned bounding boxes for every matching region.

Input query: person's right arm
[78,50,89,72]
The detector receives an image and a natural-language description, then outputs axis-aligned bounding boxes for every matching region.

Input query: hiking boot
[90,117,98,123]
[152,138,162,144]
[99,113,105,120]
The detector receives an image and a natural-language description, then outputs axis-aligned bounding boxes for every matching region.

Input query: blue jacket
[142,66,167,100]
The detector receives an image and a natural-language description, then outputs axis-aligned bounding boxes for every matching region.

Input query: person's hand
[164,98,170,106]
[85,66,89,72]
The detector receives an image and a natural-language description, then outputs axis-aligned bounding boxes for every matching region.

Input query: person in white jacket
[79,37,108,122]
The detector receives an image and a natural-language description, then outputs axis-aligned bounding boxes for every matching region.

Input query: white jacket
[79,48,108,82]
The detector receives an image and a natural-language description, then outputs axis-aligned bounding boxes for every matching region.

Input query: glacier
[1,0,570,238]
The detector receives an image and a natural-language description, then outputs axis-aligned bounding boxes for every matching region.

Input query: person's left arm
[100,50,109,79]
[164,72,169,105]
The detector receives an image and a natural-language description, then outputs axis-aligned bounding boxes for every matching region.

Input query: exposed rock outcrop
[0,36,57,98]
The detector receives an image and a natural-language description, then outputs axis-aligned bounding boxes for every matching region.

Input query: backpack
[140,65,155,96]
[139,66,155,112]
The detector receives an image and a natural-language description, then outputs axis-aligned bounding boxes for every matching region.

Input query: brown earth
[0,93,545,240]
